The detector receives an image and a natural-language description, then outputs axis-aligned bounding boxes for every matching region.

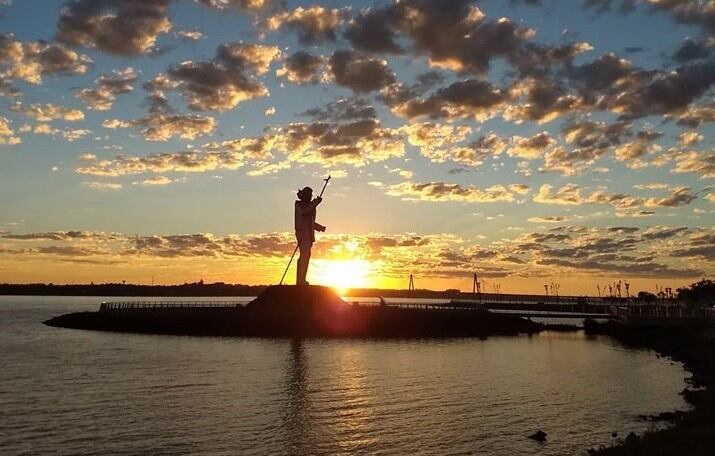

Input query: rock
[245,284,347,314]
[625,432,638,445]
[528,430,547,441]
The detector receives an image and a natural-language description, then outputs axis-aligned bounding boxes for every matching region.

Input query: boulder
[528,430,548,441]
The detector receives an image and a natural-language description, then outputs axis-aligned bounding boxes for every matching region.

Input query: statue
[294,186,326,285]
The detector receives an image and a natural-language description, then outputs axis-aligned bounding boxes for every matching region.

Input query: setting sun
[311,259,374,294]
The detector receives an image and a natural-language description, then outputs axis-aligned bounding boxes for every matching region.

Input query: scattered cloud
[0,33,91,85]
[103,113,216,141]
[83,181,123,191]
[387,181,530,203]
[266,5,347,44]
[56,0,172,56]
[329,49,396,92]
[10,102,84,122]
[527,216,572,223]
[157,42,281,111]
[276,51,324,84]
[76,68,137,111]
[0,115,20,145]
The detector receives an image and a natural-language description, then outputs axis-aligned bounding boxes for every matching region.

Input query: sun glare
[312,258,372,294]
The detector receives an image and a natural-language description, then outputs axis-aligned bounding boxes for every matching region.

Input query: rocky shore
[585,320,715,455]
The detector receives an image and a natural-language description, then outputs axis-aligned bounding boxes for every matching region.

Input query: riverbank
[586,321,715,455]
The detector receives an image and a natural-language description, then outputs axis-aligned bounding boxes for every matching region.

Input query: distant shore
[0,282,587,301]
[586,322,715,455]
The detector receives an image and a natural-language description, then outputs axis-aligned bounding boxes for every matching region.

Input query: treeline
[0,282,485,299]
[0,281,268,297]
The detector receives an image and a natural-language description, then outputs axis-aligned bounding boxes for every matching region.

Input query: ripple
[0,297,692,456]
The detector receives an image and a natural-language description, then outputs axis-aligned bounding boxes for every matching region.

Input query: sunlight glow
[311,258,373,294]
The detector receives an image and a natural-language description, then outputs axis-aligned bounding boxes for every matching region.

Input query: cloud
[276,51,324,84]
[301,97,376,121]
[388,78,509,120]
[76,67,137,111]
[534,183,697,210]
[1,230,115,241]
[634,183,670,190]
[611,59,715,118]
[266,5,346,44]
[0,116,20,145]
[10,102,84,122]
[678,130,703,145]
[138,175,172,186]
[540,119,630,174]
[197,0,273,11]
[272,120,405,166]
[83,181,123,191]
[669,231,715,261]
[61,128,91,141]
[0,34,91,84]
[175,30,204,41]
[328,49,396,92]
[103,113,216,141]
[585,1,715,38]
[673,37,715,63]
[246,160,291,176]
[508,131,555,159]
[641,225,689,240]
[613,129,663,166]
[534,184,643,209]
[644,186,697,208]
[1,226,710,281]
[402,122,471,150]
[706,193,715,204]
[675,102,715,128]
[160,42,281,111]
[670,149,715,178]
[533,183,584,205]
[527,216,572,223]
[75,145,257,177]
[56,0,172,56]
[386,181,530,203]
[505,77,585,123]
[344,0,587,76]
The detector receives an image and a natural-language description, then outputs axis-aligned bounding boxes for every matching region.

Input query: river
[0,296,690,455]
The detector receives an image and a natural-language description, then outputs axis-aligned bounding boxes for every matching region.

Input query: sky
[0,0,713,295]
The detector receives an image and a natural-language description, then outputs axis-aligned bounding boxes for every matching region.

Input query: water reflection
[283,339,314,455]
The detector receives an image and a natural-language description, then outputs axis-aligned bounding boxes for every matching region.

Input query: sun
[311,258,372,294]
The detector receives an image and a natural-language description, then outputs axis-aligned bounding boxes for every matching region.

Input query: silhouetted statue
[295,186,326,286]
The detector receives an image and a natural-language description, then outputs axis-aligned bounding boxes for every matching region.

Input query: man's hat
[297,186,313,199]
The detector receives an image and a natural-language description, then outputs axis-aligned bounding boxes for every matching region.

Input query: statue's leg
[296,240,312,285]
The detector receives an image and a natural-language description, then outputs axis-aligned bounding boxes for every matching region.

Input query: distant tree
[677,279,715,306]
[635,291,657,304]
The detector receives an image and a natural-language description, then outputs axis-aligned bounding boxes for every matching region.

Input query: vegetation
[677,279,715,306]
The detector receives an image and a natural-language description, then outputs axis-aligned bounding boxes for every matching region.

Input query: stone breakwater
[45,285,544,338]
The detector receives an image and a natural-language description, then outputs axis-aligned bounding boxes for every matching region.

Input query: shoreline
[584,321,715,455]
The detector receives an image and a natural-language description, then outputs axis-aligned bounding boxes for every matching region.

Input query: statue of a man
[294,186,326,285]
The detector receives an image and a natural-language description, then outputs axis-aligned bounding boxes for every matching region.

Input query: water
[1,296,690,455]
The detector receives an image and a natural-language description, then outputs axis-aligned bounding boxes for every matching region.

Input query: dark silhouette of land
[44,285,543,338]
[0,280,582,301]
[585,320,715,455]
